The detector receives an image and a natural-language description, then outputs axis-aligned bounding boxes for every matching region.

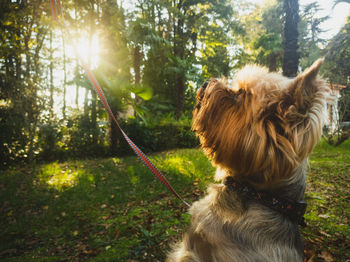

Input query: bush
[114,117,199,155]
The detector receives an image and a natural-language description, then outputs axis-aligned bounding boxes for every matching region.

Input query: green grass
[0,141,349,261]
[302,140,350,261]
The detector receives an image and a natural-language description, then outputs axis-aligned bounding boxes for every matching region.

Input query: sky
[250,0,350,40]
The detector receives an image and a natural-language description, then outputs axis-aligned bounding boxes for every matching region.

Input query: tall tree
[139,0,238,116]
[298,2,329,69]
[282,0,300,77]
[100,0,132,154]
[254,1,284,72]
[323,14,350,85]
[0,0,48,167]
[49,30,54,118]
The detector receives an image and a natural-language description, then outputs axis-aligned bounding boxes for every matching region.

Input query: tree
[298,2,329,70]
[323,14,350,86]
[0,0,48,167]
[235,1,283,72]
[99,0,133,154]
[282,0,300,77]
[133,0,239,117]
[254,1,284,72]
[322,13,350,145]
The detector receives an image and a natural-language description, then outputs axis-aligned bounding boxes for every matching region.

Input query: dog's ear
[287,58,324,110]
[296,58,323,84]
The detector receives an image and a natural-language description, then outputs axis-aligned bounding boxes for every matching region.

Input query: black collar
[224,176,307,227]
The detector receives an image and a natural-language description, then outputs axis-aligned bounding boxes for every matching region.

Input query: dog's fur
[166,59,330,262]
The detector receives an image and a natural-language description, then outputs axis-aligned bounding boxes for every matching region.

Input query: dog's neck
[216,159,308,203]
[224,176,307,226]
[218,160,308,226]
[266,161,307,202]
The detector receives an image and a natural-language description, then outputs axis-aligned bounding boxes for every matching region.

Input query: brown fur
[167,59,330,262]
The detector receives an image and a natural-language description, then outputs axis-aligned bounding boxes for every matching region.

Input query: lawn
[0,140,349,261]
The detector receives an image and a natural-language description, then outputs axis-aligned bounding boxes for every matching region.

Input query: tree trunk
[62,35,67,120]
[74,8,80,108]
[174,1,186,117]
[133,45,142,85]
[28,17,46,162]
[89,1,98,145]
[75,64,80,107]
[49,30,54,117]
[268,53,278,72]
[282,0,300,77]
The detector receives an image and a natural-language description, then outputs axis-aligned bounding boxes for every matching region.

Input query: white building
[326,83,347,132]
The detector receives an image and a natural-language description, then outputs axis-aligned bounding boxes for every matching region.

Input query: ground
[0,140,349,261]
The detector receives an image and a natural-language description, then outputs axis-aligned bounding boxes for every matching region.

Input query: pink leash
[49,0,190,208]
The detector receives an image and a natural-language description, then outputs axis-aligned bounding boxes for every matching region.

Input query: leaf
[133,86,153,101]
[318,251,334,262]
[306,255,316,262]
[319,230,331,238]
[318,214,330,218]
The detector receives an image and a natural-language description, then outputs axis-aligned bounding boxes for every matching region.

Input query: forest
[1,0,349,168]
[1,0,350,261]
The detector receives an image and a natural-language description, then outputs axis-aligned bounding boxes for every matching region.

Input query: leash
[49,0,190,208]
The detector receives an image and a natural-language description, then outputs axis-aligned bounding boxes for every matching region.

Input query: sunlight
[58,32,102,111]
[39,163,95,191]
[66,33,101,69]
[76,35,101,68]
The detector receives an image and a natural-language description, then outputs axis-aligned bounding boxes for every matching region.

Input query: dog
[166,59,330,262]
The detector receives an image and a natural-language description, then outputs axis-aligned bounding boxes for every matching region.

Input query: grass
[0,141,349,261]
[303,140,350,261]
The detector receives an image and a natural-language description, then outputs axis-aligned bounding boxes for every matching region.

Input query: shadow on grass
[0,149,214,261]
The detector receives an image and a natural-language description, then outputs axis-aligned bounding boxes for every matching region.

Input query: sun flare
[66,33,101,69]
[76,35,101,68]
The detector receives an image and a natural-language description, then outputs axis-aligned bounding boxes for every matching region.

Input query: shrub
[114,117,199,155]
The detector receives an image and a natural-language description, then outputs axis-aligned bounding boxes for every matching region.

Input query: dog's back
[167,183,304,262]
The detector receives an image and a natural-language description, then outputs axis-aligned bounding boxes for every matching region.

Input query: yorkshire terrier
[167,59,330,262]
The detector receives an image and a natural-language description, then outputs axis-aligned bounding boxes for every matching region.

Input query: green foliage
[115,117,198,155]
[2,0,348,169]
[236,1,283,72]
[298,2,329,70]
[253,1,283,71]
[37,122,62,161]
[0,0,48,168]
[323,14,350,85]
[64,112,108,158]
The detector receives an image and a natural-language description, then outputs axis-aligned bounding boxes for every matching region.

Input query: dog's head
[193,59,329,186]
